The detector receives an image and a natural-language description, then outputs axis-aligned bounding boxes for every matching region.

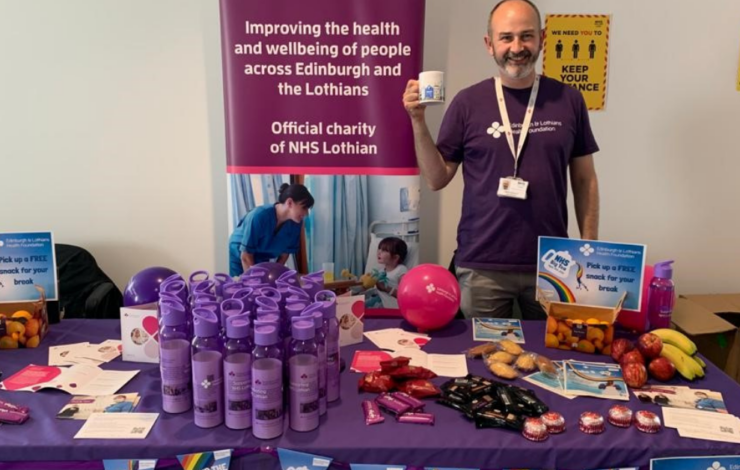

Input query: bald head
[488,0,542,38]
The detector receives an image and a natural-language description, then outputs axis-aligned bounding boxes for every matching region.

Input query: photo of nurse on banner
[227,173,420,309]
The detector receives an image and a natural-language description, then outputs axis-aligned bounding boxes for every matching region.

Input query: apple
[622,362,648,388]
[610,338,634,362]
[637,333,663,359]
[620,349,646,366]
[648,357,676,382]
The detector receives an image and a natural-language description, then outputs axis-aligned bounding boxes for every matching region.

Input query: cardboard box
[120,302,160,363]
[0,285,50,349]
[539,288,625,355]
[672,294,740,383]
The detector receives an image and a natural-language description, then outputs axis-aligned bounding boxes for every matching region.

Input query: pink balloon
[397,264,460,332]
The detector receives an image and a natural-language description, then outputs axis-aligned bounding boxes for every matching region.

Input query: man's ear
[484,35,494,56]
[539,28,546,52]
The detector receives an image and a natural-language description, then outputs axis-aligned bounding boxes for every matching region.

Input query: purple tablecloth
[1,319,739,470]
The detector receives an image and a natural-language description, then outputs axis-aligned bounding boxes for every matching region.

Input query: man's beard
[494,49,539,80]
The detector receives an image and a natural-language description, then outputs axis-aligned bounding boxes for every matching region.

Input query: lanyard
[494,75,540,177]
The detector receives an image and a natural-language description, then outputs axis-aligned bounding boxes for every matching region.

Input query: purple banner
[219,0,424,175]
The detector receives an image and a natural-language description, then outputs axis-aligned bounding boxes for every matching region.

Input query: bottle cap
[245,266,268,281]
[314,290,337,319]
[255,296,280,315]
[231,287,254,304]
[189,270,209,284]
[193,308,219,337]
[221,299,244,328]
[192,279,216,295]
[160,300,186,326]
[194,300,220,318]
[194,293,218,304]
[292,318,315,340]
[256,313,280,324]
[286,286,310,300]
[653,260,674,280]
[222,282,243,298]
[258,287,281,300]
[226,314,250,339]
[254,324,279,346]
[160,280,187,301]
[277,270,299,285]
[286,302,308,316]
[301,310,324,331]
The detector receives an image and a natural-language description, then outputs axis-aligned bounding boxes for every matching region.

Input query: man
[402,0,599,319]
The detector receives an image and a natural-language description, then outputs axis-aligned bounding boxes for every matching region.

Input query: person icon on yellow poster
[556,39,563,59]
[572,39,580,59]
[589,40,596,59]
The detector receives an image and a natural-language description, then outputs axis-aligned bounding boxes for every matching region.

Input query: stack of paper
[472,318,526,343]
[57,393,141,420]
[49,340,122,366]
[0,364,139,396]
[663,407,740,443]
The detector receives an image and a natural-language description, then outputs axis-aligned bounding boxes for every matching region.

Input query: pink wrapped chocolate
[362,400,385,425]
[634,410,662,434]
[608,405,633,428]
[0,407,29,425]
[397,412,435,425]
[0,398,29,416]
[579,411,605,434]
[540,411,565,434]
[522,417,549,442]
[375,393,412,416]
[391,391,425,412]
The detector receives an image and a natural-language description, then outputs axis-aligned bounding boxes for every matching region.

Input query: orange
[577,339,596,354]
[6,321,25,337]
[26,335,40,348]
[0,336,19,349]
[546,316,558,334]
[545,333,559,348]
[12,310,33,321]
[24,318,40,337]
[604,325,614,344]
[586,327,605,343]
[602,344,612,356]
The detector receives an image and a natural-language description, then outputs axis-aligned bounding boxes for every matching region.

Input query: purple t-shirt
[437,75,599,272]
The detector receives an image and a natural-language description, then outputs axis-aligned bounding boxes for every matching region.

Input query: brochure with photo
[522,361,574,399]
[563,360,629,401]
[472,318,525,343]
[634,385,728,413]
[57,393,141,420]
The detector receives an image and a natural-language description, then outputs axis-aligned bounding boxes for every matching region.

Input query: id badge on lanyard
[494,75,540,200]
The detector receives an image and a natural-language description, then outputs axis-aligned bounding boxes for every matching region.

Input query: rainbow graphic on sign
[538,272,576,303]
[177,449,232,470]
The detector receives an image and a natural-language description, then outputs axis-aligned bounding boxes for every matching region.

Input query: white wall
[2,0,739,295]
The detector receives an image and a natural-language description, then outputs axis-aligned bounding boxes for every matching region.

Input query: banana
[651,328,697,356]
[660,343,702,380]
[694,356,707,369]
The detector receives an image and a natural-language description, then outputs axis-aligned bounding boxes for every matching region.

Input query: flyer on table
[537,236,646,311]
[0,232,57,302]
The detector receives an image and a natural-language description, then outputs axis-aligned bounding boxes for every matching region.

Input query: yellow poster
[543,14,611,110]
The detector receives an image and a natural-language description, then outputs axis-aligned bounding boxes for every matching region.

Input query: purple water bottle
[221,299,245,338]
[316,290,340,402]
[252,325,284,439]
[288,317,319,432]
[191,309,224,428]
[224,314,252,430]
[159,301,192,414]
[648,260,675,329]
[301,304,327,416]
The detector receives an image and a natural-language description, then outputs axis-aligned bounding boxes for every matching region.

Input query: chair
[55,244,123,319]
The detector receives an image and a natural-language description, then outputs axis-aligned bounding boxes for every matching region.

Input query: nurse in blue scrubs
[229,183,315,277]
[229,183,314,277]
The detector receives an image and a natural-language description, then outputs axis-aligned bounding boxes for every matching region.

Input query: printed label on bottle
[224,352,251,429]
[289,354,319,432]
[252,357,283,439]
[318,342,327,415]
[192,350,224,428]
[159,339,192,413]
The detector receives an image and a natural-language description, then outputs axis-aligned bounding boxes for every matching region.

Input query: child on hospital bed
[361,237,409,309]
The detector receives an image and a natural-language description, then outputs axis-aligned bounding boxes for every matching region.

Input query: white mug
[418,71,445,105]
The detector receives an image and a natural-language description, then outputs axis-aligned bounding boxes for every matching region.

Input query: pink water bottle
[647,260,675,329]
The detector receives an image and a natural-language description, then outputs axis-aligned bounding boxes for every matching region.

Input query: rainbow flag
[177,449,232,470]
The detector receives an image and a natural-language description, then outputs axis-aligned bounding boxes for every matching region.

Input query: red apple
[620,349,645,369]
[622,362,648,388]
[648,357,676,382]
[637,333,663,359]
[610,338,634,362]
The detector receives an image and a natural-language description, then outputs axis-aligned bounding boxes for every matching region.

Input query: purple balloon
[123,266,178,307]
[253,262,290,286]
